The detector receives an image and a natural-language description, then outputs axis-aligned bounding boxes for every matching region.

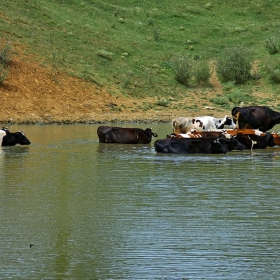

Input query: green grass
[1,0,280,105]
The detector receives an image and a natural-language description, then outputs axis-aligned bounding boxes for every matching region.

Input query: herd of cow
[97,106,280,154]
[1,105,280,155]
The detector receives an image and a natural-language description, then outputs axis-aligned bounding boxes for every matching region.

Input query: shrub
[0,65,8,84]
[0,42,11,85]
[265,36,280,55]
[264,57,280,83]
[216,46,252,84]
[226,89,254,104]
[222,81,236,91]
[0,44,11,67]
[210,94,229,105]
[171,55,193,86]
[155,98,169,107]
[96,49,114,60]
[193,61,211,85]
[211,89,254,106]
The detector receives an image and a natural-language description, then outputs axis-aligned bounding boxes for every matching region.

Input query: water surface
[0,123,280,279]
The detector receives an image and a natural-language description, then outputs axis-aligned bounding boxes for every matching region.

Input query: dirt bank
[0,47,227,125]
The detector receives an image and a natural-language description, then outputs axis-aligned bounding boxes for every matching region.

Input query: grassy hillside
[1,0,280,111]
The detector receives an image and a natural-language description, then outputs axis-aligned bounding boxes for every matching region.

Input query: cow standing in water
[1,128,31,146]
[97,126,158,144]
[154,138,228,154]
[232,106,280,132]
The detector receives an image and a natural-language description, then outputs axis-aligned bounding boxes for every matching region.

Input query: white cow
[172,115,236,134]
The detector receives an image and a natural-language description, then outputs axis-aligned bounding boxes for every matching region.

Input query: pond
[0,123,280,279]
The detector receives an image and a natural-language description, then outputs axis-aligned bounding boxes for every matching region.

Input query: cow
[172,131,245,151]
[232,106,280,132]
[1,128,31,146]
[219,137,245,151]
[97,126,158,144]
[272,133,280,146]
[0,129,6,146]
[174,130,232,139]
[172,115,236,134]
[235,132,275,149]
[154,137,228,154]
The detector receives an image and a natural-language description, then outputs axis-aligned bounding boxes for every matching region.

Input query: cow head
[17,131,31,145]
[226,137,245,151]
[145,128,158,138]
[265,133,276,147]
[212,139,228,154]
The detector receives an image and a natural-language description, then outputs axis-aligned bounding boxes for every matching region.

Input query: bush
[265,36,280,55]
[0,42,11,85]
[264,57,280,83]
[171,55,193,86]
[0,64,8,84]
[193,61,211,85]
[216,46,252,84]
[0,44,11,67]
[226,89,252,103]
[210,94,229,105]
[211,89,254,106]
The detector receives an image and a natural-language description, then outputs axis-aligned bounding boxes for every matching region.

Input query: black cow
[97,126,158,144]
[167,131,245,152]
[232,106,280,132]
[1,128,31,146]
[235,133,275,149]
[154,138,228,154]
[220,137,245,151]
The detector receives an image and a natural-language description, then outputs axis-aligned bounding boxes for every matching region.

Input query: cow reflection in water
[97,126,158,144]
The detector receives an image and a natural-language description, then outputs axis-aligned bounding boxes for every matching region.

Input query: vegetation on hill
[1,0,280,123]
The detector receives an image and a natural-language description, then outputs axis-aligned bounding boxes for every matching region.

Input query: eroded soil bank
[0,49,229,125]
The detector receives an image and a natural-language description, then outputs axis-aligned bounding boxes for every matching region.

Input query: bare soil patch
[0,47,228,125]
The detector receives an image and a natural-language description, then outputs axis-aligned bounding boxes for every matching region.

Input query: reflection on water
[0,124,280,279]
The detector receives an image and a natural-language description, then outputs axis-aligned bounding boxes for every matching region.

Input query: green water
[0,124,280,279]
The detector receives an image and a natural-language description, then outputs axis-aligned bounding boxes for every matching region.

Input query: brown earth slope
[0,46,228,125]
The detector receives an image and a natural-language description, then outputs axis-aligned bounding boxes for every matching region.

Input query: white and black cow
[1,128,31,146]
[172,115,236,134]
